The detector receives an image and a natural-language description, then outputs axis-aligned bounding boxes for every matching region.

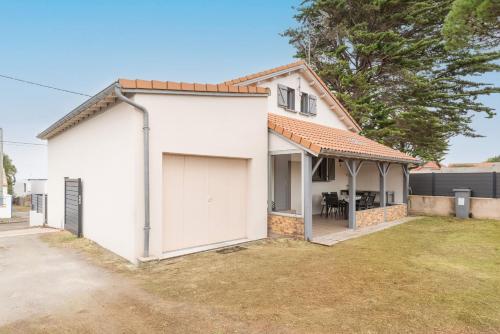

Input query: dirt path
[0,234,292,334]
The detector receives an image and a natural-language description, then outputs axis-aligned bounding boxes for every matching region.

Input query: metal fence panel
[409,173,433,196]
[64,178,82,237]
[410,172,497,198]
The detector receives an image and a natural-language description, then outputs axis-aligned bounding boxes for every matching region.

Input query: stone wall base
[268,214,304,239]
[356,204,407,228]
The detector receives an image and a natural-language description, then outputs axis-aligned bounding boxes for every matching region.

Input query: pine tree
[284,0,499,161]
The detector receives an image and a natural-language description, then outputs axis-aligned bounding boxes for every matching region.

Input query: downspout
[114,85,151,258]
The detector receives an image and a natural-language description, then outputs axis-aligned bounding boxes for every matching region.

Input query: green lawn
[39,217,500,333]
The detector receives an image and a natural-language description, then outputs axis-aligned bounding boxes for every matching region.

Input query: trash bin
[453,188,471,219]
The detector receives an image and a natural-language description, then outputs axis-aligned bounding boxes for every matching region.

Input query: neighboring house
[412,161,500,174]
[14,178,48,197]
[38,60,418,263]
[411,161,441,173]
[0,167,12,219]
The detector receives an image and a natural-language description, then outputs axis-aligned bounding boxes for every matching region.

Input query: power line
[0,140,46,146]
[0,73,92,97]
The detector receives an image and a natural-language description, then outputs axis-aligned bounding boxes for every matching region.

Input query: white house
[38,60,418,263]
[0,168,12,219]
[14,178,48,197]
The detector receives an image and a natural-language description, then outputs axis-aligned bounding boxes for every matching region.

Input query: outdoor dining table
[339,194,362,219]
[339,194,362,202]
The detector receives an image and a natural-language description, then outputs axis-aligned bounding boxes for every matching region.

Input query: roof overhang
[268,114,420,165]
[37,83,119,140]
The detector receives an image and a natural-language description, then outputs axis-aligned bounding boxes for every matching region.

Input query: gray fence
[410,172,499,198]
[31,194,47,214]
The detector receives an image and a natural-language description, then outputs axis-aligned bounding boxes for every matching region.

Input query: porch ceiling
[268,113,419,164]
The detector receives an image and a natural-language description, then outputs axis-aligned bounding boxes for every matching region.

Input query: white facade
[258,71,350,130]
[0,186,11,219]
[43,63,409,262]
[47,93,268,262]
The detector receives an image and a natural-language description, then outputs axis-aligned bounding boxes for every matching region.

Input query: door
[64,178,82,237]
[273,154,291,211]
[163,154,248,252]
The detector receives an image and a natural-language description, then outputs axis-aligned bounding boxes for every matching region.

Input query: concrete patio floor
[311,216,421,246]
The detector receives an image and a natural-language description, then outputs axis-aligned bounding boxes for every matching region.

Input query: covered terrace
[267,113,419,243]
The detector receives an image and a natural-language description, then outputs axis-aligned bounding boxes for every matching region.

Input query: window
[312,157,335,181]
[301,93,317,116]
[277,84,295,110]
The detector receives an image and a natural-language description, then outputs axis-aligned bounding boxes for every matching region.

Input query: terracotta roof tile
[268,113,418,163]
[118,79,269,95]
[223,60,306,86]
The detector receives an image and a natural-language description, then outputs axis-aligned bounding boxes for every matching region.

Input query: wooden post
[345,159,363,229]
[402,164,410,204]
[377,162,391,207]
[303,153,313,240]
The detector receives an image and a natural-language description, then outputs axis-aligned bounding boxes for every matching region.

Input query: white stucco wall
[29,179,48,194]
[29,209,45,226]
[47,92,268,262]
[133,93,269,260]
[0,192,12,219]
[47,102,141,262]
[257,71,350,130]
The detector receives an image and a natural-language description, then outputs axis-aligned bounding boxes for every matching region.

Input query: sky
[0,0,498,180]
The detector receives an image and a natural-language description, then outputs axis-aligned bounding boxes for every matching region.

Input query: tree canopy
[3,154,17,195]
[284,0,499,161]
[486,155,500,162]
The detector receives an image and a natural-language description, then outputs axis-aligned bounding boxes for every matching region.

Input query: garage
[162,154,248,252]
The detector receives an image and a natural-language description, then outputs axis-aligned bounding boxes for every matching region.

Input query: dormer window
[300,93,317,116]
[277,84,295,111]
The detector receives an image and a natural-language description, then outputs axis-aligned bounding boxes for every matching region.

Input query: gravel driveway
[0,233,120,326]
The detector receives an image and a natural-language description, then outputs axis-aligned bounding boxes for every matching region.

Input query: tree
[486,155,500,162]
[284,0,499,161]
[2,154,17,195]
[443,0,500,49]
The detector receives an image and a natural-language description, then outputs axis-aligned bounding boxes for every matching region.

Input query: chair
[325,192,341,217]
[320,192,328,216]
[356,194,368,210]
[366,194,376,209]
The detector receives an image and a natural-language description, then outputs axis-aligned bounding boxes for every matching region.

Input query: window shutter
[277,84,288,107]
[301,93,309,113]
[309,95,317,115]
[287,88,295,110]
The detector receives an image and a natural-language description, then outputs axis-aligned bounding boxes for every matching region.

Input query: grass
[38,217,500,333]
[13,205,30,212]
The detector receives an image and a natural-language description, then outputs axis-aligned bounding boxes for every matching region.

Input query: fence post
[493,172,497,198]
[431,172,436,196]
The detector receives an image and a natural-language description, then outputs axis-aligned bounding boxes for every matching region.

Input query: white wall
[0,192,12,219]
[309,160,405,214]
[47,102,140,262]
[257,71,350,130]
[29,180,47,194]
[290,160,302,214]
[29,210,45,226]
[133,93,269,260]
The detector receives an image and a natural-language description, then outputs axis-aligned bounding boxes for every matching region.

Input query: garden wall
[408,195,500,220]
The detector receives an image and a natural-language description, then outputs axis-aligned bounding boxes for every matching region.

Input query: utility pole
[0,128,3,205]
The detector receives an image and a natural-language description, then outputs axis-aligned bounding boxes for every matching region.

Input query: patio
[267,114,419,241]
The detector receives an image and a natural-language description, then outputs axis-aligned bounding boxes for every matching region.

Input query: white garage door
[162,154,248,252]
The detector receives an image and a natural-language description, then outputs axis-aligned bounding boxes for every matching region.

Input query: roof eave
[320,148,420,165]
[37,82,119,140]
